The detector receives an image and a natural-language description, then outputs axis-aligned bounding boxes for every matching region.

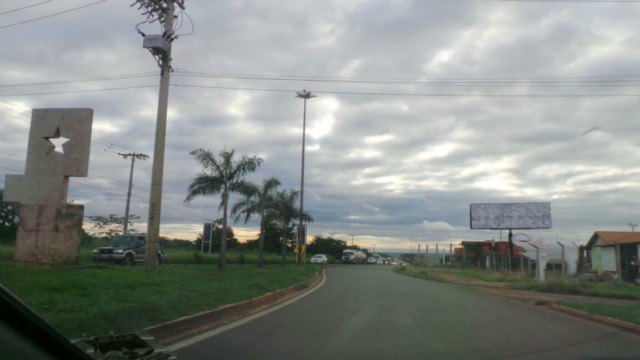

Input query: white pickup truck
[342,249,367,264]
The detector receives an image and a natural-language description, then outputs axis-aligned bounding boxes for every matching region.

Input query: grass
[395,265,640,300]
[510,278,640,300]
[559,302,640,326]
[396,265,640,327]
[0,245,323,339]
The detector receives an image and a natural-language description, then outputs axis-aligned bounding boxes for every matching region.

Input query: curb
[144,268,325,345]
[546,302,640,335]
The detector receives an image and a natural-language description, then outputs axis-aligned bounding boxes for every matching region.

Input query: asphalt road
[174,265,640,359]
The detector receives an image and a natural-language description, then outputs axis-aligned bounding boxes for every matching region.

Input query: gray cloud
[1,1,640,251]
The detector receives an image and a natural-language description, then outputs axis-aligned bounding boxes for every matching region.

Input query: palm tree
[184,148,262,270]
[271,189,313,266]
[232,177,281,268]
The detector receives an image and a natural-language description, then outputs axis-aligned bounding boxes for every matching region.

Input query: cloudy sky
[1,0,640,253]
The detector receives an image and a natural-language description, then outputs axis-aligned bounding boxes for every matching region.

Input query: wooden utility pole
[118,152,149,234]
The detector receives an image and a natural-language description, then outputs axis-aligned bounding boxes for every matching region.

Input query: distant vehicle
[92,233,164,265]
[310,254,328,264]
[367,257,378,264]
[342,249,367,264]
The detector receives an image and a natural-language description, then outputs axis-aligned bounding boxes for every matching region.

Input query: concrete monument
[4,108,93,263]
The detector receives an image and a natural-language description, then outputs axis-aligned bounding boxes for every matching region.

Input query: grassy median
[0,246,322,339]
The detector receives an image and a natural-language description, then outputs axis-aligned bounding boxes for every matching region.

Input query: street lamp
[629,223,637,232]
[296,90,316,264]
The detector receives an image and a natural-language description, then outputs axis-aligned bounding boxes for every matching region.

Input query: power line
[171,83,640,98]
[0,84,158,97]
[495,0,640,2]
[0,0,111,30]
[173,70,640,86]
[0,1,53,16]
[3,71,640,90]
[0,72,157,88]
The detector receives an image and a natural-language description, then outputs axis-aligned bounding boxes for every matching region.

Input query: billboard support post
[470,202,552,271]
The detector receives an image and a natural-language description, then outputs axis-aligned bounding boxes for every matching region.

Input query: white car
[310,254,328,264]
[367,257,378,264]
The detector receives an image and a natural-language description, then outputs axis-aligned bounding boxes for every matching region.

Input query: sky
[1,0,640,253]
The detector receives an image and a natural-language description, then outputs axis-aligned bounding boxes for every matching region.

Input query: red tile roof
[587,231,640,248]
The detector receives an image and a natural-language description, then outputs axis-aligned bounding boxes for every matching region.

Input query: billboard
[470,202,551,230]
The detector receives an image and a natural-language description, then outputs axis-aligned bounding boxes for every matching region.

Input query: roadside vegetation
[557,302,640,326]
[0,244,323,338]
[395,264,640,300]
[394,264,640,325]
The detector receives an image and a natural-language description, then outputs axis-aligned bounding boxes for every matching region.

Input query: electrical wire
[0,0,111,30]
[495,0,640,3]
[0,1,52,16]
[0,84,158,97]
[0,72,158,88]
[172,70,640,86]
[171,83,640,98]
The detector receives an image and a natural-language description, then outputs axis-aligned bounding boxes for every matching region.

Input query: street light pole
[295,90,316,264]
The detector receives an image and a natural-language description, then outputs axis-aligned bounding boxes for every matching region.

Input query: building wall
[591,246,617,272]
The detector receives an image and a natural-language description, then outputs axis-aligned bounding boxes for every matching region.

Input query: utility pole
[118,152,149,234]
[133,0,186,272]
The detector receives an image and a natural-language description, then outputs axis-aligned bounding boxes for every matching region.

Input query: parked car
[310,254,328,264]
[92,233,164,265]
[367,257,378,264]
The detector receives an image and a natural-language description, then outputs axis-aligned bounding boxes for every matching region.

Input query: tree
[86,214,140,238]
[232,177,281,268]
[184,148,262,270]
[0,189,19,244]
[195,219,238,252]
[270,189,313,266]
[307,236,347,261]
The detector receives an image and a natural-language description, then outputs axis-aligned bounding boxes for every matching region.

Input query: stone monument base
[14,204,84,263]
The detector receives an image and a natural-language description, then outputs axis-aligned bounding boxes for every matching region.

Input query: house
[586,231,640,280]
[455,240,526,270]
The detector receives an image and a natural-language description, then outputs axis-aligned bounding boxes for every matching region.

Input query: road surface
[174,265,640,359]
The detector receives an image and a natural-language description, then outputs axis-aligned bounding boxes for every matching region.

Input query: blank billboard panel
[470,202,551,230]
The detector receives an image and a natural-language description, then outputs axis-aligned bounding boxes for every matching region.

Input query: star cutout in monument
[43,126,70,156]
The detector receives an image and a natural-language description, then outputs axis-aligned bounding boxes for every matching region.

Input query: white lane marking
[166,269,327,352]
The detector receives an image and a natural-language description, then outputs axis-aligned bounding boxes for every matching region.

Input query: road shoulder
[145,268,326,346]
[403,268,640,335]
